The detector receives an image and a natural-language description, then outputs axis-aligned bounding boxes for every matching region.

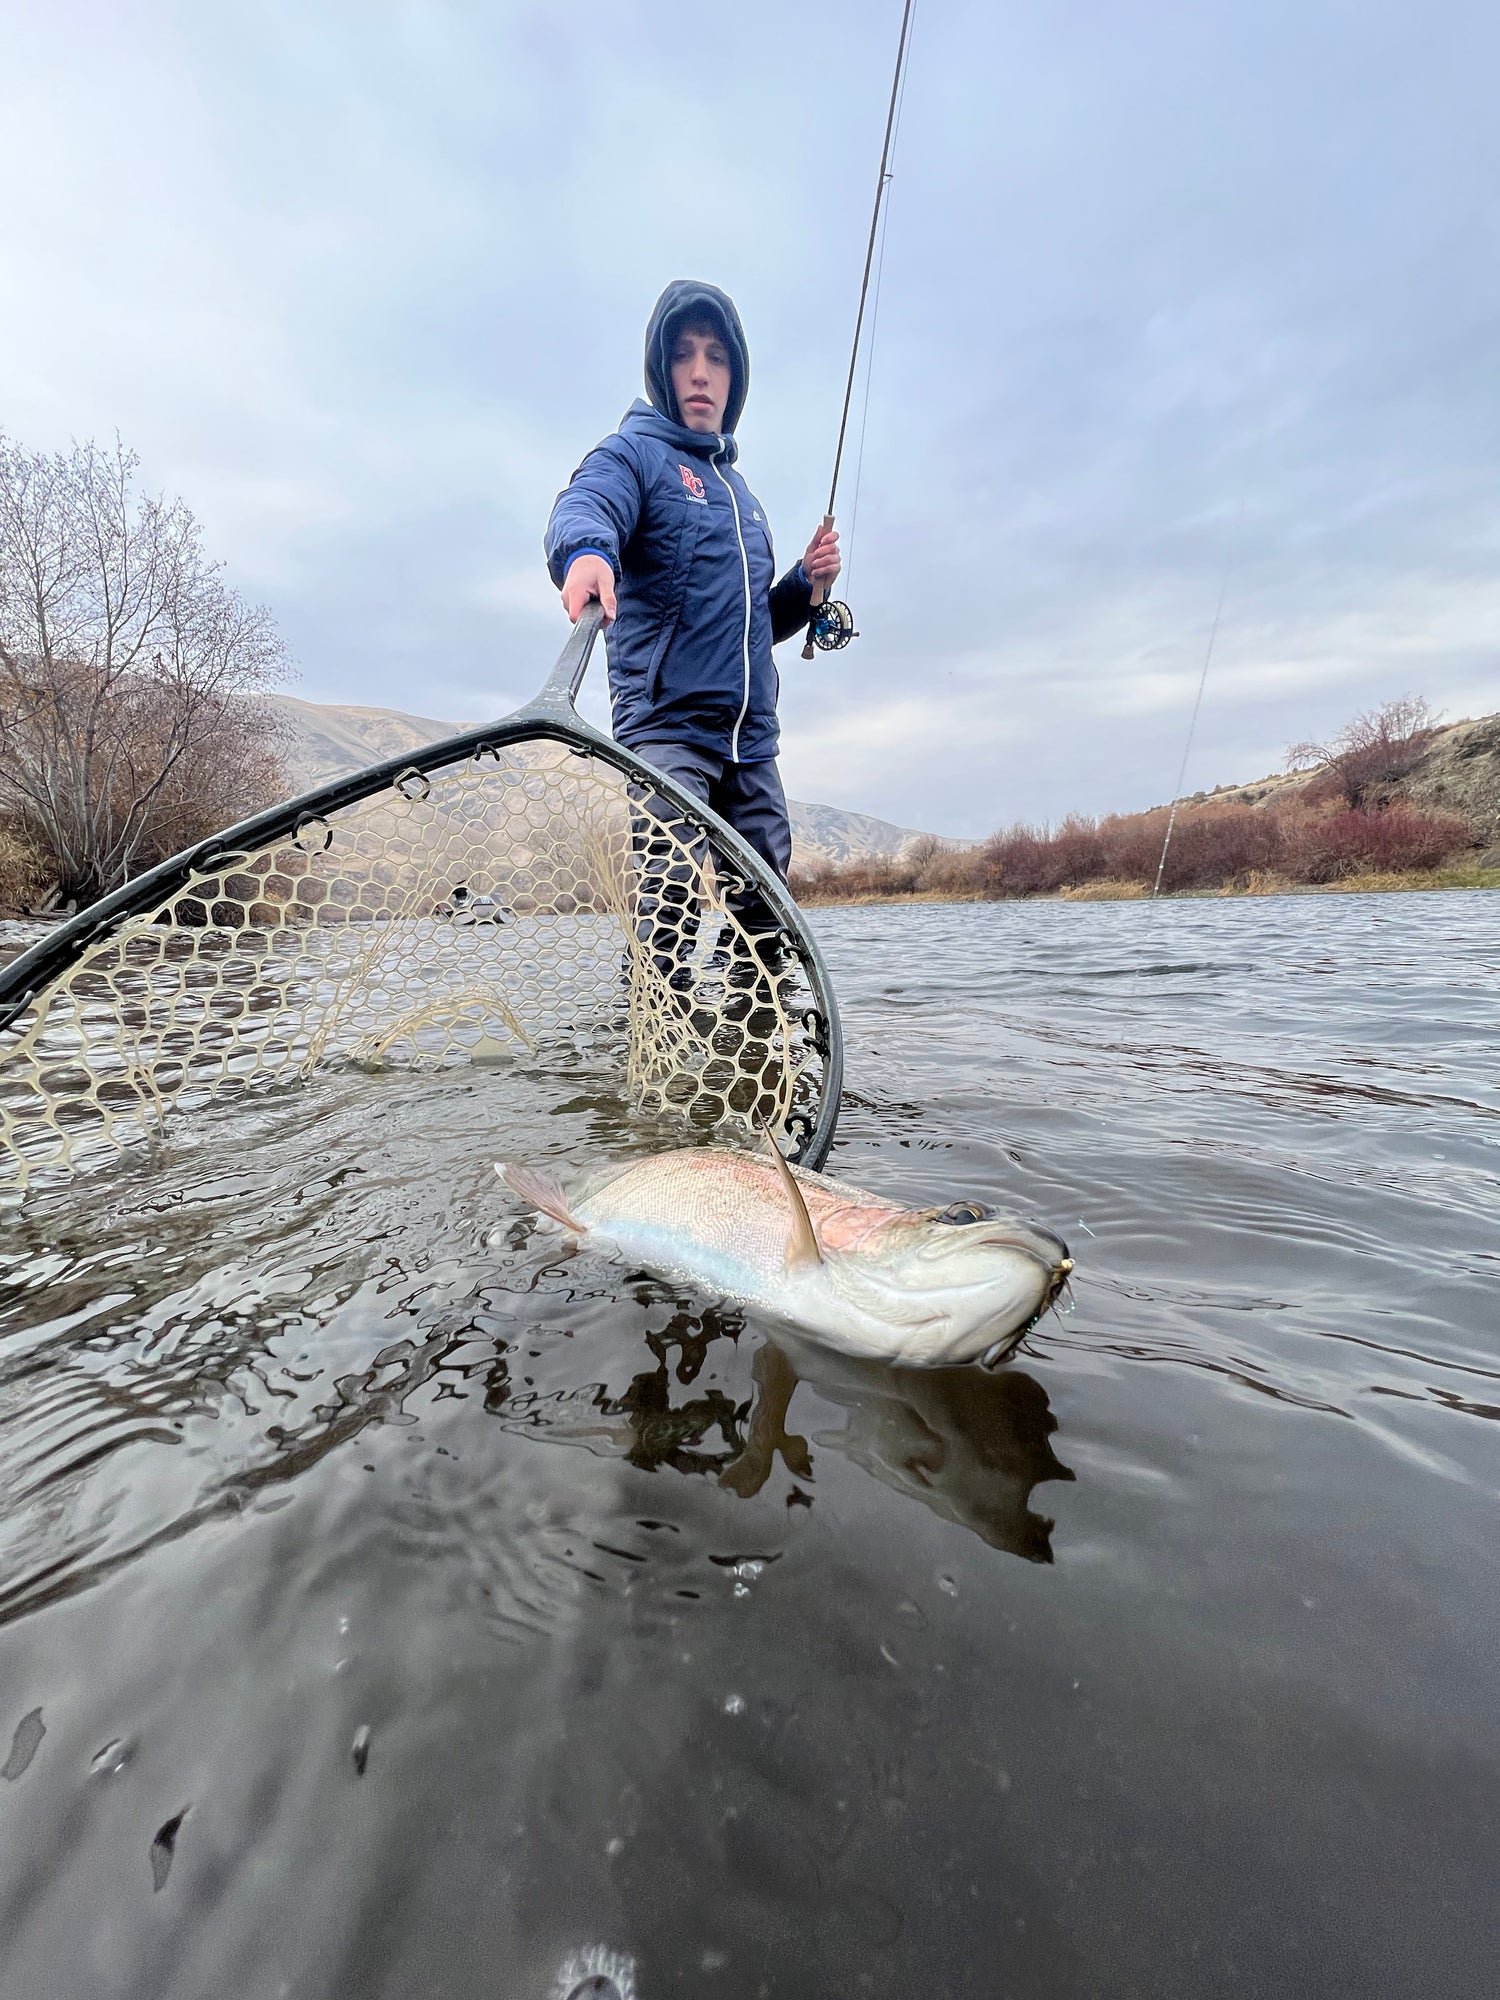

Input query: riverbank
[794,863,1500,908]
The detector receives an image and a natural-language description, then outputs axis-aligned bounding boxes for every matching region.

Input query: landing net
[0,608,842,1198]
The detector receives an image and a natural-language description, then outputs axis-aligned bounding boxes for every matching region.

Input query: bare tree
[0,432,291,904]
[1287,694,1441,809]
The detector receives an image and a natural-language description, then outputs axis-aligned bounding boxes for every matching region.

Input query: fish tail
[496,1162,586,1233]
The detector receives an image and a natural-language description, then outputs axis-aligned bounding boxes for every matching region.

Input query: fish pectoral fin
[496,1162,586,1233]
[758,1123,824,1271]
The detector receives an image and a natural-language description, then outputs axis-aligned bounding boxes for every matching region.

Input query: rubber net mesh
[0,739,832,1195]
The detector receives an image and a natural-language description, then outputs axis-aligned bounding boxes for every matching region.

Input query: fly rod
[801,0,918,661]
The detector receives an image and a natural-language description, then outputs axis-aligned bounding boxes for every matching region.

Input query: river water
[0,892,1496,1998]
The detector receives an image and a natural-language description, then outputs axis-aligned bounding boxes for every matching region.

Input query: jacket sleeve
[545,439,645,587]
[769,562,814,645]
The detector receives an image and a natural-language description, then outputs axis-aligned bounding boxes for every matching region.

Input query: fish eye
[936,1202,990,1225]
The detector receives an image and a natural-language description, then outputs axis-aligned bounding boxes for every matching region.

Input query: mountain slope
[267,695,463,791]
[266,694,940,865]
[1192,712,1500,846]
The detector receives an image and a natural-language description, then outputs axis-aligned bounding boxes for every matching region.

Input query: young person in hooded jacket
[544,279,839,984]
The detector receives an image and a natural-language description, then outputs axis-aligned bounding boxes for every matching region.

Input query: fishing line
[836,0,916,600]
[840,174,892,602]
[801,0,918,658]
[1151,493,1248,897]
[840,1,917,602]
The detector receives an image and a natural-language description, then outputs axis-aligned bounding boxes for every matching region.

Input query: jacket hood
[619,398,739,464]
[643,279,749,435]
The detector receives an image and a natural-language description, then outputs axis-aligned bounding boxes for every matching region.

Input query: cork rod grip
[800,513,835,661]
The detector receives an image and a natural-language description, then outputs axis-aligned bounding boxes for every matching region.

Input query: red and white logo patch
[678,463,707,503]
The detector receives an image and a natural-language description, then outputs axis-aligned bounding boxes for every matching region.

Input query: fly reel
[801,597,858,658]
[812,598,857,650]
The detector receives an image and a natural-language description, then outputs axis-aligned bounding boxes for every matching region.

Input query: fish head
[822,1201,1073,1366]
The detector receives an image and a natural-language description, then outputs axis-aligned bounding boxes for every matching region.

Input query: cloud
[2,0,1497,839]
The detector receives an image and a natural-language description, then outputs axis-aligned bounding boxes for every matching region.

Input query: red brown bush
[1277,805,1473,882]
[792,800,1472,904]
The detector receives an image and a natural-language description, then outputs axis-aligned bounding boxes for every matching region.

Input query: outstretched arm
[544,441,644,625]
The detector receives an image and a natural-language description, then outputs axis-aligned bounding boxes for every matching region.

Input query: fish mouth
[996,1221,1070,1265]
[967,1230,1073,1367]
[1021,1229,1074,1315]
[868,1229,1073,1327]
[928,1220,1070,1274]
[819,1212,1076,1366]
[1034,1252,1074,1318]
[972,1257,1073,1370]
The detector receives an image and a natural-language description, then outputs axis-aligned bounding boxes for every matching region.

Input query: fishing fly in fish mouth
[499,1142,1073,1370]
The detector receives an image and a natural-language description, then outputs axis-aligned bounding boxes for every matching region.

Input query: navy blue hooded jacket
[544,280,813,764]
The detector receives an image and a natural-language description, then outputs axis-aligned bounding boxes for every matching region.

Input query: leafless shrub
[788,854,903,902]
[1286,695,1441,809]
[794,798,1471,904]
[980,822,1062,896]
[0,432,292,905]
[916,842,981,894]
[1098,803,1283,892]
[1277,804,1472,882]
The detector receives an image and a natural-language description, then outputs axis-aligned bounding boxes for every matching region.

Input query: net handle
[534,598,608,712]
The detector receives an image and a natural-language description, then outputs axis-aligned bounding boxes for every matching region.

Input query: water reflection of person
[515,1305,1073,1561]
[607,1306,750,1478]
[722,1337,1074,1564]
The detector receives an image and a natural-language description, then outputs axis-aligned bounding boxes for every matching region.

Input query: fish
[496,1140,1072,1368]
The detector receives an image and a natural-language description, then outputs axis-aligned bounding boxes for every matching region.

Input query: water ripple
[0,891,1496,1996]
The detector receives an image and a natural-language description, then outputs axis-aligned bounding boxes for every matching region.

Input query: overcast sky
[4,0,1496,837]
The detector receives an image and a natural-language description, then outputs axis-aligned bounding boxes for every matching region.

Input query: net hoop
[0,605,844,1189]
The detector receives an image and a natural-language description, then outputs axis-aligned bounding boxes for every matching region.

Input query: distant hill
[268,695,461,789]
[786,798,946,865]
[265,694,943,867]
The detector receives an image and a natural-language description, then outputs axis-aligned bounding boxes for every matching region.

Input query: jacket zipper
[711,441,753,762]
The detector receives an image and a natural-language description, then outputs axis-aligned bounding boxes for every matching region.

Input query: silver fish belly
[499,1147,1072,1369]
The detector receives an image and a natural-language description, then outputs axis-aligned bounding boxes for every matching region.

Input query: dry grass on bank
[0,826,53,912]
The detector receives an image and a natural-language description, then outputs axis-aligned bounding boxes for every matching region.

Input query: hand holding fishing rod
[802,520,842,596]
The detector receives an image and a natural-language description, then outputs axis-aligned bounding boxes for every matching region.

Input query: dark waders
[628,742,794,988]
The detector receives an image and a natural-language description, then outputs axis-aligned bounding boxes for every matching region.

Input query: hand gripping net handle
[0,604,843,1193]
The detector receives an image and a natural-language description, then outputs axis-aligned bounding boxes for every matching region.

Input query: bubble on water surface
[722,1692,746,1716]
[550,1944,638,2000]
[89,1736,133,1778]
[730,1557,764,1597]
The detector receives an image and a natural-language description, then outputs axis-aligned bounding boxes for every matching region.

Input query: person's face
[670,320,732,433]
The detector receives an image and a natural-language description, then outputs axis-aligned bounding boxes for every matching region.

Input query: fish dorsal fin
[759,1125,824,1271]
